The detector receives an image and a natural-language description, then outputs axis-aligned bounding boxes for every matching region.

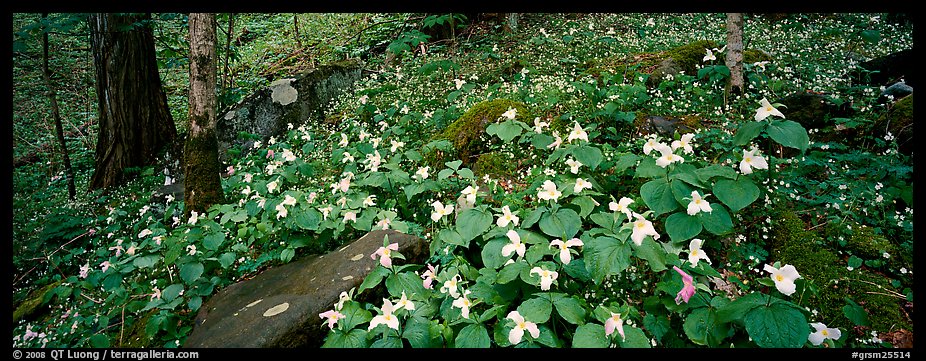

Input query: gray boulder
[183,229,427,348]
[217,60,363,163]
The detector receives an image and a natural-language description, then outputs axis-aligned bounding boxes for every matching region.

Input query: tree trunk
[504,13,519,33]
[222,13,235,91]
[88,13,177,190]
[184,13,224,215]
[725,13,745,95]
[42,13,76,200]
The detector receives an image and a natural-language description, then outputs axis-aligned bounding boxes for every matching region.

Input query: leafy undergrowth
[12,13,913,349]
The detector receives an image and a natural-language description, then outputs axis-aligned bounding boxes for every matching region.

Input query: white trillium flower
[496,205,520,228]
[431,201,454,222]
[530,266,559,291]
[630,213,659,246]
[502,230,526,259]
[537,180,562,203]
[740,148,769,175]
[686,238,712,267]
[415,166,430,180]
[507,311,540,345]
[763,264,801,296]
[567,122,589,143]
[574,178,593,193]
[565,158,583,174]
[609,197,634,220]
[686,191,713,215]
[451,289,474,319]
[368,299,400,331]
[654,143,684,168]
[703,48,716,62]
[754,98,785,121]
[808,322,842,346]
[501,107,518,120]
[549,238,584,265]
[671,133,695,154]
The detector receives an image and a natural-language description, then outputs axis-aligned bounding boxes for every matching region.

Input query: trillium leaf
[90,334,110,348]
[133,255,159,269]
[403,316,441,348]
[633,237,668,272]
[743,302,810,348]
[583,236,632,284]
[640,178,679,216]
[643,313,671,342]
[521,206,547,228]
[161,284,184,302]
[218,252,237,269]
[571,196,598,218]
[767,119,809,153]
[572,145,603,170]
[456,324,491,348]
[385,272,428,298]
[497,261,529,284]
[338,301,373,331]
[634,157,667,178]
[699,203,734,235]
[371,335,403,348]
[665,211,703,243]
[439,228,466,247]
[732,121,767,146]
[683,308,728,347]
[456,208,492,243]
[357,265,391,294]
[619,326,652,348]
[538,208,581,239]
[615,153,642,174]
[553,296,586,325]
[518,297,553,324]
[695,164,738,183]
[179,262,204,285]
[713,178,760,213]
[531,133,554,149]
[322,328,369,348]
[573,323,609,348]
[481,239,509,269]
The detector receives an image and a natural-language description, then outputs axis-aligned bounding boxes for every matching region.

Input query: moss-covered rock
[633,113,703,137]
[473,152,513,179]
[430,98,531,167]
[875,94,913,155]
[768,210,912,336]
[13,280,62,324]
[116,310,157,348]
[775,92,854,130]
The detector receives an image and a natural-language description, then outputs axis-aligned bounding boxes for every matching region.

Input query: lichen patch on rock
[270,78,298,106]
[263,302,290,317]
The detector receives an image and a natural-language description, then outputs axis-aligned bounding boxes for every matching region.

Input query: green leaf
[371,335,403,348]
[438,168,454,180]
[322,328,368,348]
[179,262,204,285]
[744,303,810,348]
[90,334,110,348]
[634,237,667,272]
[615,154,642,174]
[713,178,760,213]
[481,239,509,270]
[455,324,491,348]
[572,145,603,170]
[571,196,597,218]
[403,316,440,348]
[583,236,632,284]
[497,261,529,284]
[717,293,767,323]
[385,272,428,298]
[161,284,184,301]
[553,296,586,324]
[133,255,159,269]
[522,207,546,228]
[339,301,373,331]
[640,179,679,216]
[445,160,463,171]
[456,208,492,243]
[695,164,738,183]
[848,255,863,269]
[683,307,728,347]
[538,208,582,239]
[218,252,237,268]
[733,121,767,146]
[665,211,703,243]
[699,204,733,235]
[634,157,667,178]
[843,298,870,326]
[518,297,553,324]
[188,296,203,312]
[439,228,466,247]
[457,168,475,180]
[357,265,391,294]
[203,232,226,251]
[643,313,671,342]
[860,29,881,43]
[294,209,322,231]
[486,120,523,142]
[767,119,809,153]
[531,133,554,149]
[619,326,652,348]
[573,323,609,348]
[280,248,295,263]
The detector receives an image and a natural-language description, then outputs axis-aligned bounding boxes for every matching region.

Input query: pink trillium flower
[673,266,696,304]
[371,242,400,268]
[79,264,90,279]
[319,309,346,330]
[421,264,438,289]
[605,312,626,340]
[100,261,112,273]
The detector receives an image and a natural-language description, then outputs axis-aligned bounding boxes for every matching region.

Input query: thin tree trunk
[293,14,302,49]
[222,13,235,91]
[184,13,224,215]
[725,13,745,96]
[504,13,519,33]
[41,13,76,200]
[88,13,177,190]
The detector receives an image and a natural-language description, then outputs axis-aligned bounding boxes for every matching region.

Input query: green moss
[473,152,513,179]
[665,40,719,74]
[13,280,62,324]
[117,310,157,348]
[834,222,897,260]
[430,98,531,166]
[877,94,912,154]
[743,49,773,64]
[768,210,911,334]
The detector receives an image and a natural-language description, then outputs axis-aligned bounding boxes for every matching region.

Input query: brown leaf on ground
[880,329,914,348]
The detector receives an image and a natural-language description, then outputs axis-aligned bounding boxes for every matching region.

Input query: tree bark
[88,13,177,190]
[725,13,745,95]
[504,13,519,33]
[184,13,224,215]
[42,13,76,200]
[222,13,235,91]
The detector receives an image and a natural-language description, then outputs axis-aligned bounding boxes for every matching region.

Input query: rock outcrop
[183,229,426,348]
